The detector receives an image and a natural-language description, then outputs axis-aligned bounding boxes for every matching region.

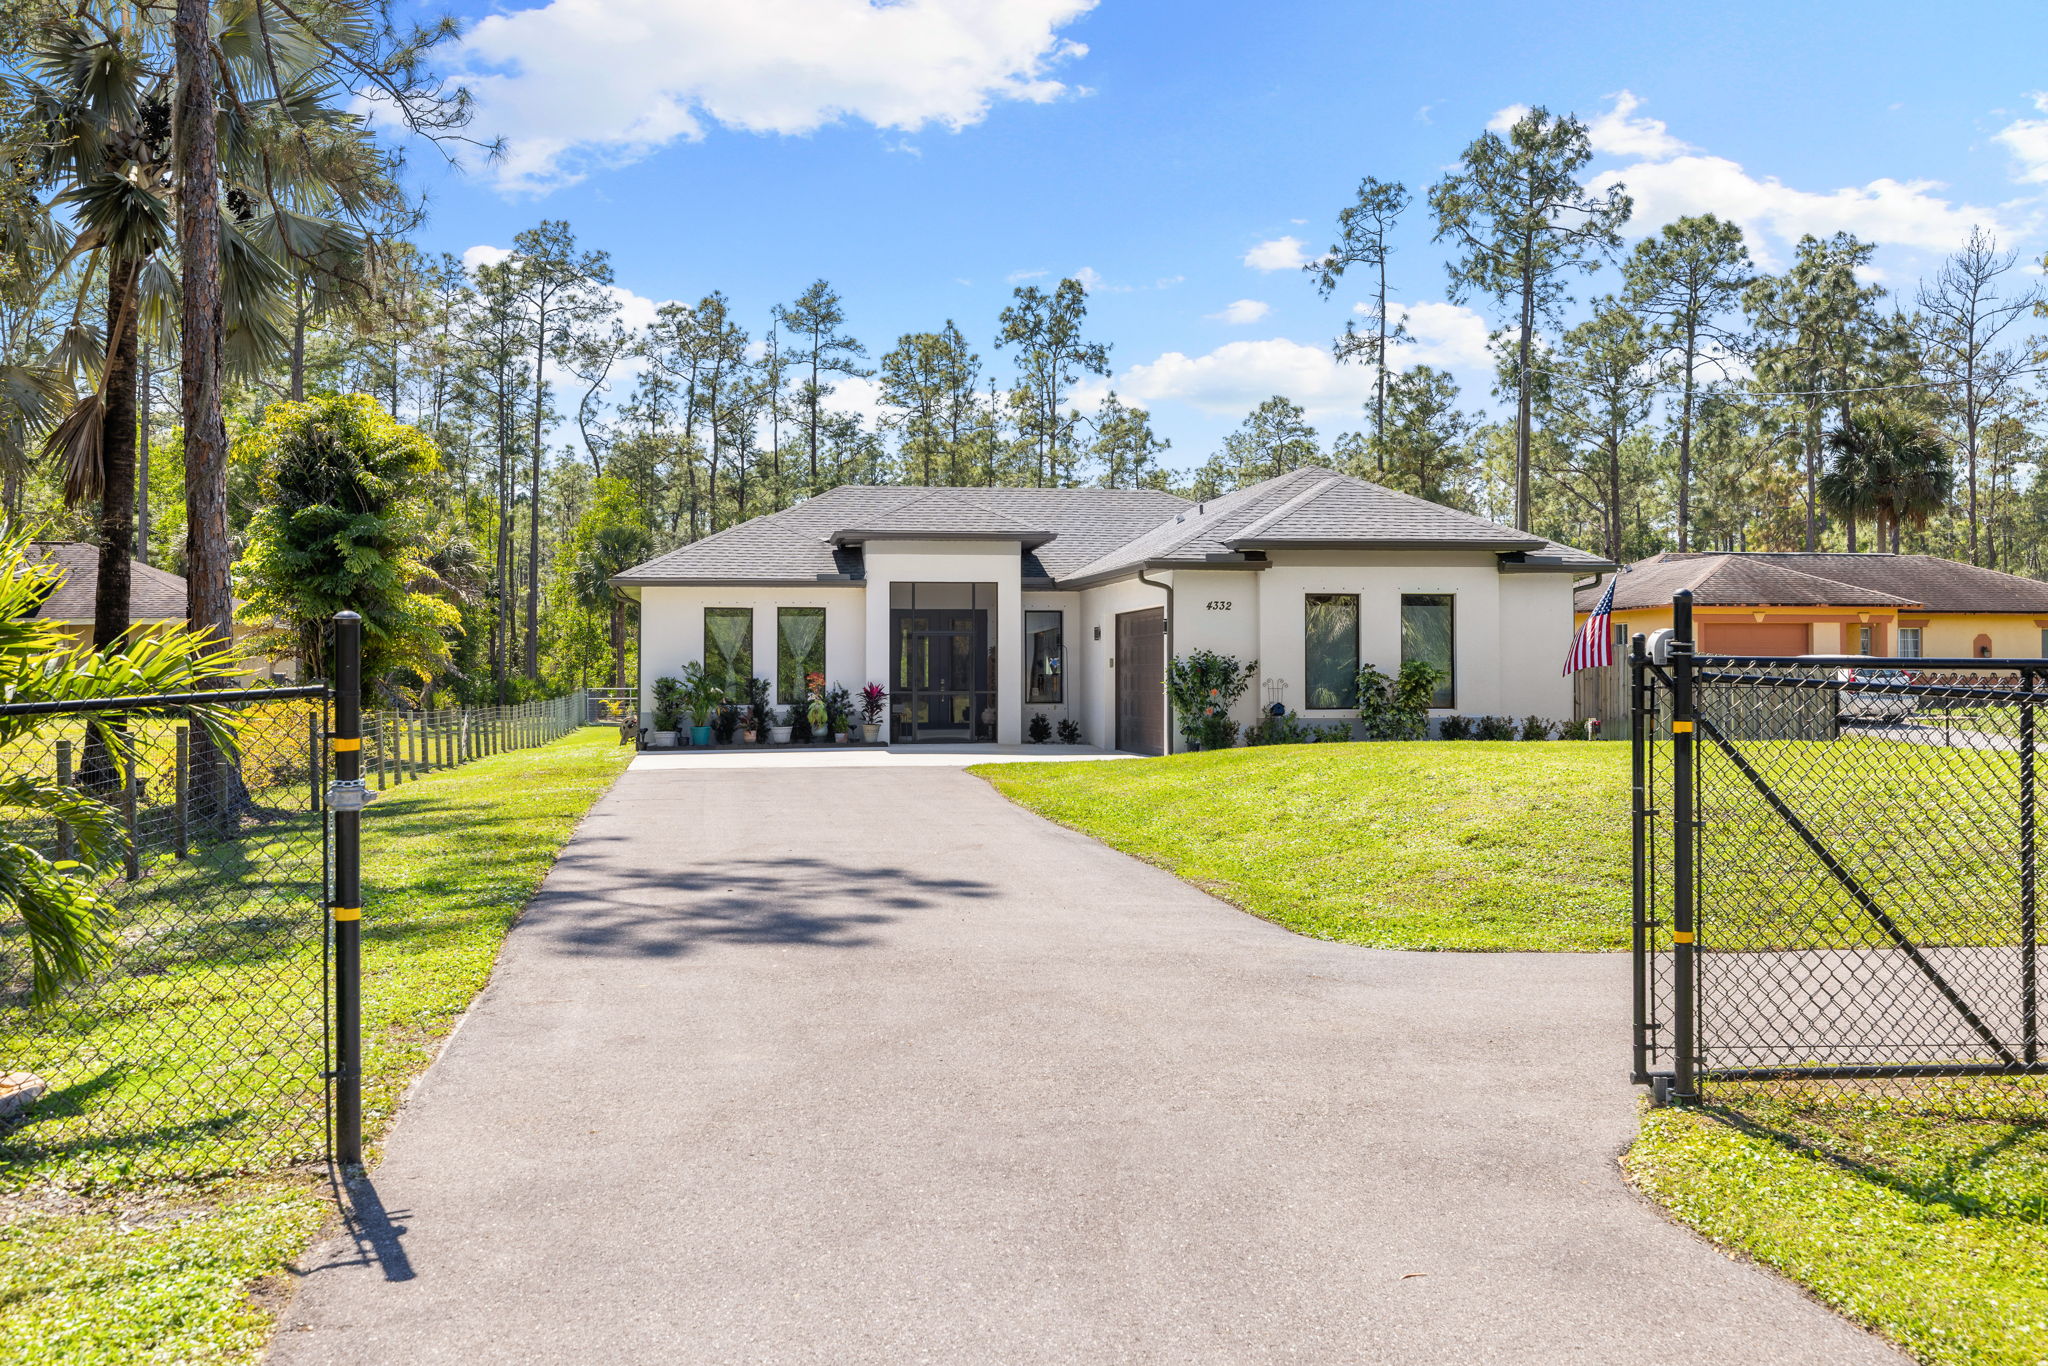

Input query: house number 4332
[1205,600,1233,611]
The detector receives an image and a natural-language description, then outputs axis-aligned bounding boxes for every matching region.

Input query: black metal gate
[1,614,371,1180]
[1633,588,2043,1103]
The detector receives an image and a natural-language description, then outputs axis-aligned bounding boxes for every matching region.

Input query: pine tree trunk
[1514,267,1535,531]
[175,0,230,651]
[527,325,545,680]
[175,0,235,832]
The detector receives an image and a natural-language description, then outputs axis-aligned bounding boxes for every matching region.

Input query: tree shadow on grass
[1700,1089,2048,1224]
[493,850,1001,959]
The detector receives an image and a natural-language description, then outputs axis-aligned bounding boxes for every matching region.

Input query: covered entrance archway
[891,582,997,743]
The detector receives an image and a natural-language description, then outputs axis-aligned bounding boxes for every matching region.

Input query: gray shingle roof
[616,470,1607,588]
[27,542,189,621]
[1060,468,1588,584]
[827,491,1055,547]
[615,485,1186,586]
[1577,553,1924,612]
[1735,553,2048,614]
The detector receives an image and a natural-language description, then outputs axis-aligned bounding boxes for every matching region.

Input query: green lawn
[0,726,630,1365]
[1630,1084,2048,1366]
[976,741,1633,951]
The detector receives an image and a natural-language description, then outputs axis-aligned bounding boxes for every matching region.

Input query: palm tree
[5,3,406,643]
[1819,423,1882,552]
[1822,411,1954,552]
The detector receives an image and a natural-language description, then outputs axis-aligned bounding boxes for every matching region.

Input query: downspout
[1137,564,1174,752]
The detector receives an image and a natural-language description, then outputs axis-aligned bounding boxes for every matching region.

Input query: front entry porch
[888,582,999,744]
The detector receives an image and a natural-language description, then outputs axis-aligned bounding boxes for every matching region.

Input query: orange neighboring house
[1574,551,2048,661]
[26,542,287,678]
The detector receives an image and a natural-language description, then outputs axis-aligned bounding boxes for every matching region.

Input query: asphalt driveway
[270,763,1901,1365]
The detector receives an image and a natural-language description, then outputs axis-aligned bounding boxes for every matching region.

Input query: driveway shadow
[522,852,998,959]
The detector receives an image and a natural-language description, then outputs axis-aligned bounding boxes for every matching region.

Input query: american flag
[1564,574,1618,675]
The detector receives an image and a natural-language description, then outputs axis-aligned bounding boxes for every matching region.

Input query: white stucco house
[613,467,1610,754]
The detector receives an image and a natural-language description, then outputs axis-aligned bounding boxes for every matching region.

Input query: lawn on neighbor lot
[0,727,631,1366]
[977,740,1633,951]
[1631,1082,2048,1366]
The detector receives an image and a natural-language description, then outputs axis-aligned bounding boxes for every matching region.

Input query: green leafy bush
[651,677,685,732]
[1166,650,1257,751]
[1437,714,1474,740]
[1057,718,1083,744]
[1355,660,1444,740]
[1028,713,1053,743]
[1474,715,1518,741]
[1246,709,1320,746]
[1520,715,1554,740]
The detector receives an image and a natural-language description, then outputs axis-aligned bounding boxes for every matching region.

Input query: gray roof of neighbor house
[1574,550,2048,613]
[615,469,1610,589]
[27,542,190,621]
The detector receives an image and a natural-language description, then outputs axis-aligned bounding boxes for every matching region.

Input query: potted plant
[824,684,853,743]
[805,682,829,744]
[768,706,794,745]
[649,676,684,747]
[744,676,773,745]
[680,661,723,748]
[858,683,888,743]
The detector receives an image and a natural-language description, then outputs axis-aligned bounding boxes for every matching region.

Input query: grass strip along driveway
[979,741,1633,951]
[982,740,2048,1365]
[1630,1083,2048,1366]
[0,727,630,1366]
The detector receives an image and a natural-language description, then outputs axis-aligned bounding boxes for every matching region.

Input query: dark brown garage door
[1115,608,1166,756]
[1701,621,1811,655]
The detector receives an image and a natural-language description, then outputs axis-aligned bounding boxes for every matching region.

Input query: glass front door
[892,609,995,742]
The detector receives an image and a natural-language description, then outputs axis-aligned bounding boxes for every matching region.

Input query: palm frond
[42,390,105,505]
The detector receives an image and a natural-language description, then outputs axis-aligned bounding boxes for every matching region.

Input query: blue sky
[401,0,2048,472]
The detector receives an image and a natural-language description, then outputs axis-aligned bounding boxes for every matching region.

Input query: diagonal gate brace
[1696,713,2019,1068]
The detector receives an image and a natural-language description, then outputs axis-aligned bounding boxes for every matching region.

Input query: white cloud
[462,243,513,272]
[1994,92,2048,184]
[1488,91,1686,158]
[454,0,1096,192]
[1109,302,1497,422]
[1243,236,1308,272]
[1071,266,1104,291]
[1592,155,2003,264]
[1382,301,1495,371]
[1006,268,1049,284]
[1586,89,1690,160]
[1207,298,1270,324]
[1113,339,1370,420]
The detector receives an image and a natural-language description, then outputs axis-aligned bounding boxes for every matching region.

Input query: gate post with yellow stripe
[329,611,371,1166]
[1668,589,1698,1104]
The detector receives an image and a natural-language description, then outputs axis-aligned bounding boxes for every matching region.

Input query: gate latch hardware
[325,779,377,813]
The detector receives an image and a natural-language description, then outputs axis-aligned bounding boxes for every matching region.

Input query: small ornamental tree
[233,395,459,706]
[1165,650,1257,751]
[1356,660,1445,740]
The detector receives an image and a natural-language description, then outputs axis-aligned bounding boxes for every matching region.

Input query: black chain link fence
[1634,594,2045,1104]
[0,688,331,1184]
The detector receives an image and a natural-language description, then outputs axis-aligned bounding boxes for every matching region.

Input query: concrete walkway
[271,766,1901,1366]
